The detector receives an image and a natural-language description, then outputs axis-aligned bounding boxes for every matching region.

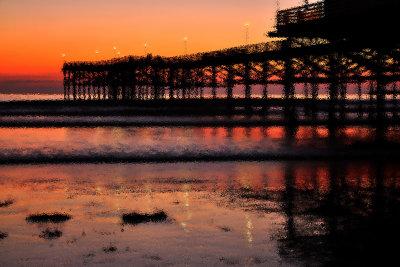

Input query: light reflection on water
[0,94,63,102]
[0,125,398,161]
[0,162,399,266]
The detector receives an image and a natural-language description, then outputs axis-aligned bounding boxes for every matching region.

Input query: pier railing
[65,41,284,68]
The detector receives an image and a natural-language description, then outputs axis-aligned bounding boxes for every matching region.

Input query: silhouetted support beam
[75,71,79,99]
[81,71,86,100]
[83,71,87,100]
[304,82,309,99]
[211,66,217,99]
[67,71,71,100]
[339,83,347,101]
[160,69,167,99]
[376,51,387,103]
[77,71,82,100]
[102,71,107,100]
[168,67,175,100]
[375,53,388,142]
[95,72,100,100]
[120,70,126,100]
[367,81,375,121]
[244,62,252,99]
[72,72,77,101]
[357,81,363,119]
[181,68,188,99]
[108,71,114,100]
[111,70,119,100]
[328,53,340,101]
[357,81,362,101]
[91,71,95,100]
[261,62,269,100]
[90,71,94,100]
[87,71,92,100]
[283,41,295,100]
[226,65,234,100]
[339,83,347,121]
[119,70,124,100]
[392,82,398,100]
[153,66,161,100]
[63,70,67,100]
[106,71,112,100]
[304,82,312,118]
[261,62,270,113]
[198,68,205,99]
[129,68,137,100]
[311,78,318,100]
[326,53,340,128]
[83,71,87,99]
[65,70,70,100]
[392,82,398,118]
[375,51,387,125]
[327,54,340,143]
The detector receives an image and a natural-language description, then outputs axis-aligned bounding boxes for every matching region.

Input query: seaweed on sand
[103,245,117,253]
[0,200,14,208]
[39,228,63,240]
[0,232,7,239]
[122,211,167,225]
[26,213,72,223]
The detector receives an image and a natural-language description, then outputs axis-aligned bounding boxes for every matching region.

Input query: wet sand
[0,162,399,266]
[0,95,399,266]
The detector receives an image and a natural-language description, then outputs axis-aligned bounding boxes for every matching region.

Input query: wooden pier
[62,40,400,102]
[62,0,400,105]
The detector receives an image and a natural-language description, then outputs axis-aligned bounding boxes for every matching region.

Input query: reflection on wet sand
[0,162,399,266]
[0,124,400,163]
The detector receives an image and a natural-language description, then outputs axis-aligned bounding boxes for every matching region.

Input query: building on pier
[269,0,400,45]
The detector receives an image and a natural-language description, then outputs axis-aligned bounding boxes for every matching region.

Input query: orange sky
[0,0,312,91]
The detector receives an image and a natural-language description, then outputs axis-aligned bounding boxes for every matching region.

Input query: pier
[62,41,400,102]
[62,0,400,107]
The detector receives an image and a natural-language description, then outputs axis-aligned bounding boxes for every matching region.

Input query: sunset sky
[0,0,313,93]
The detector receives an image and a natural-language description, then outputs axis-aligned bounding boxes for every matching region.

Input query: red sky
[0,0,311,93]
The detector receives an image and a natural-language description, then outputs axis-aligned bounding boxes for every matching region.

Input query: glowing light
[245,214,254,247]
[244,23,250,45]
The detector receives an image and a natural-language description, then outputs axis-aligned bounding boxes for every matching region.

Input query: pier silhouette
[60,0,399,122]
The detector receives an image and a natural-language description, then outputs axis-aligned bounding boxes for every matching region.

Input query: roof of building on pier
[269,0,400,42]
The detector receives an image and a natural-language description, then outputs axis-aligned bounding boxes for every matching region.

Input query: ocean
[0,93,399,266]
